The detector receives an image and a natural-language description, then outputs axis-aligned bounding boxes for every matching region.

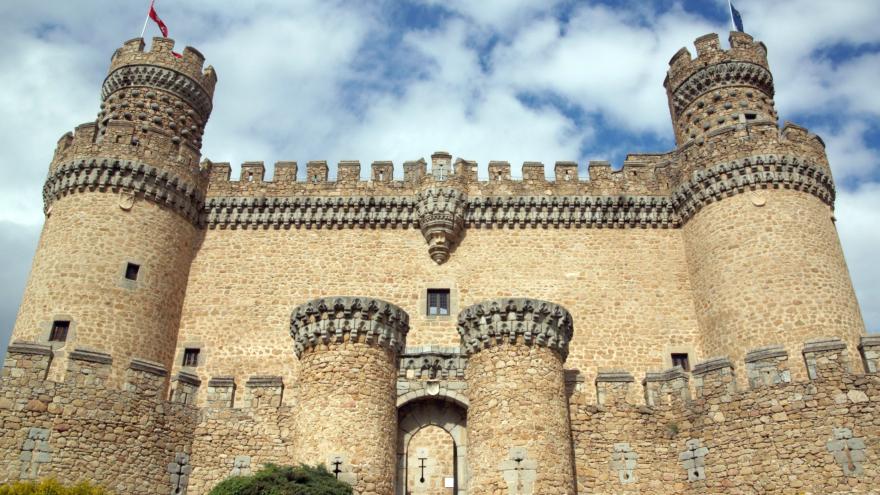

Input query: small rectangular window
[182,348,200,367]
[744,112,757,121]
[427,289,450,316]
[671,353,690,371]
[125,262,140,281]
[49,321,70,342]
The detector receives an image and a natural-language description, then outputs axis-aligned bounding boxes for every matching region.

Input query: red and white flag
[146,0,182,58]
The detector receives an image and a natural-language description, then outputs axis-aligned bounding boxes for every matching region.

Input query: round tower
[666,32,865,377]
[458,298,575,494]
[290,297,410,494]
[665,31,776,146]
[12,37,217,381]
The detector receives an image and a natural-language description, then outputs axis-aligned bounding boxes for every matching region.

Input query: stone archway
[397,397,468,495]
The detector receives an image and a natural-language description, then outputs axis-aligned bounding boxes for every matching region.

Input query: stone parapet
[44,157,207,226]
[691,357,736,398]
[457,298,574,360]
[644,367,690,406]
[859,335,880,373]
[206,376,236,407]
[125,358,168,397]
[803,337,849,380]
[290,296,410,358]
[596,370,635,406]
[244,375,284,408]
[744,345,791,388]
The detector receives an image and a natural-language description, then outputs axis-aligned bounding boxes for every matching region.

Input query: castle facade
[1,32,879,494]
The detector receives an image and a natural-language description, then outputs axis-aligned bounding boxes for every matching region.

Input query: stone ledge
[129,358,168,376]
[596,370,635,383]
[6,341,53,356]
[68,348,113,364]
[174,371,201,386]
[245,375,283,387]
[692,357,734,375]
[803,337,846,354]
[744,345,788,363]
[859,335,880,348]
[644,367,689,383]
[208,376,235,387]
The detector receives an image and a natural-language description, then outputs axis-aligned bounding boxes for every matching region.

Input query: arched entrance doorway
[396,396,467,495]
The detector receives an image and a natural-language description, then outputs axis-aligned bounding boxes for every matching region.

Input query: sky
[0,0,878,353]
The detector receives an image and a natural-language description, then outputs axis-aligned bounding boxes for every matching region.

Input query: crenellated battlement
[110,37,217,97]
[204,154,675,198]
[580,336,880,412]
[665,32,770,103]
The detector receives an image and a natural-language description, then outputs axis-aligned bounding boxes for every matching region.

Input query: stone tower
[458,298,576,494]
[665,32,865,377]
[11,37,217,382]
[290,297,409,493]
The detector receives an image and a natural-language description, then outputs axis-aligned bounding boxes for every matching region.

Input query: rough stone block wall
[0,344,197,494]
[187,407,295,494]
[12,192,199,384]
[174,226,701,406]
[571,340,880,494]
[466,343,574,494]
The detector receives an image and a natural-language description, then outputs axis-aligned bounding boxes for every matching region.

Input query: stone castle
[1,30,878,494]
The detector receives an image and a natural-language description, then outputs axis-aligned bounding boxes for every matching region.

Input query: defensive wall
[2,334,879,493]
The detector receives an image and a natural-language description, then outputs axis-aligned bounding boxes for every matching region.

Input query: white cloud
[836,183,880,333]
[819,120,878,182]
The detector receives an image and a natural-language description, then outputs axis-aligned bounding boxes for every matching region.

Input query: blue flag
[730,2,745,32]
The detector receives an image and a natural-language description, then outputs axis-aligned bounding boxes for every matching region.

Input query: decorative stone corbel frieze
[415,187,467,264]
[290,297,410,359]
[457,298,574,360]
[43,158,206,226]
[670,61,774,116]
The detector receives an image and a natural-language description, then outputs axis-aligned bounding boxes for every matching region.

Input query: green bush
[209,464,353,495]
[0,479,110,495]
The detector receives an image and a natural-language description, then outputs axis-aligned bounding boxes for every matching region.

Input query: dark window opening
[427,289,450,316]
[125,262,140,281]
[183,348,200,367]
[49,320,70,342]
[671,353,690,371]
[745,112,757,121]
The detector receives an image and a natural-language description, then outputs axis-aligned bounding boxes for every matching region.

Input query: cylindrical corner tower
[666,32,865,378]
[290,297,409,494]
[11,37,217,381]
[458,298,575,494]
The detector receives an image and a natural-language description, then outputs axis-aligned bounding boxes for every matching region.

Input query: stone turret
[11,37,217,385]
[290,297,410,494]
[664,32,776,146]
[458,298,576,494]
[670,33,865,381]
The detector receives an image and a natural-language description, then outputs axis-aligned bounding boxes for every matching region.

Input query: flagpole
[140,0,154,38]
[727,0,736,31]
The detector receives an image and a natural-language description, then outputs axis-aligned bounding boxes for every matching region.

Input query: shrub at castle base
[0,479,110,495]
[208,465,352,495]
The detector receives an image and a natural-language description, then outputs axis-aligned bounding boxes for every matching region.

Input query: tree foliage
[0,479,110,495]
[209,464,353,495]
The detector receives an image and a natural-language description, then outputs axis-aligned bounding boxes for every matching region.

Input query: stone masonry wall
[406,425,456,494]
[12,193,199,384]
[293,342,398,494]
[0,344,197,494]
[174,226,700,406]
[467,343,574,494]
[684,188,865,382]
[571,338,880,494]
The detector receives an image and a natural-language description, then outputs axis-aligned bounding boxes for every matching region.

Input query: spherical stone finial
[457,298,574,360]
[290,296,410,359]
